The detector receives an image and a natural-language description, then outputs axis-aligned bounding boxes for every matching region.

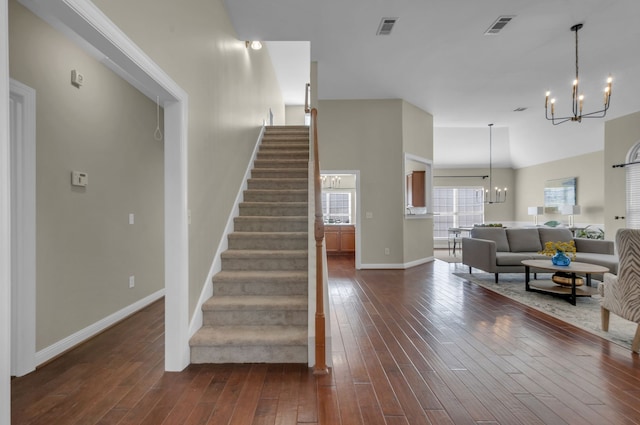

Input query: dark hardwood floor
[11,257,640,424]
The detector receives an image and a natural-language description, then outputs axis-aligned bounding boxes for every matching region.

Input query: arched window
[626,141,640,228]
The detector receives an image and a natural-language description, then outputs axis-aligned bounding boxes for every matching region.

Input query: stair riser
[228,237,307,250]
[259,145,309,153]
[247,179,308,190]
[254,160,308,169]
[233,219,308,232]
[203,310,308,326]
[239,204,307,216]
[212,281,307,296]
[222,257,308,271]
[243,191,307,202]
[251,170,308,179]
[257,152,309,160]
[191,345,307,364]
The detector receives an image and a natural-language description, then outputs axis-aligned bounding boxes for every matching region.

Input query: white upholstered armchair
[599,228,640,353]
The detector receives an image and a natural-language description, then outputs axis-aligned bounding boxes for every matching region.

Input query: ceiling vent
[513,107,528,112]
[376,18,398,35]
[485,15,515,35]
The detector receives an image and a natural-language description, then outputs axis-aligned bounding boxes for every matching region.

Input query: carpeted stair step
[221,249,308,271]
[254,159,308,169]
[247,178,308,190]
[259,143,309,152]
[243,189,307,202]
[211,270,308,296]
[238,202,307,217]
[233,216,307,232]
[228,232,307,250]
[257,151,309,160]
[251,168,308,179]
[202,295,308,326]
[190,325,308,363]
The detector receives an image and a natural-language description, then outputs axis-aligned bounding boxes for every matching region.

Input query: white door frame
[9,79,36,377]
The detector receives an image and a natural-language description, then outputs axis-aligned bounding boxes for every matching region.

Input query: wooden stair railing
[307,83,328,375]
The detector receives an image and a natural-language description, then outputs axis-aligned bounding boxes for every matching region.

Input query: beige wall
[604,111,640,236]
[401,101,434,264]
[92,0,285,315]
[285,105,306,125]
[433,168,516,224]
[318,99,434,266]
[9,0,163,349]
[515,152,605,230]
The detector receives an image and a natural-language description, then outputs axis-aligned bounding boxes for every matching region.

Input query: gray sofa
[461,227,618,282]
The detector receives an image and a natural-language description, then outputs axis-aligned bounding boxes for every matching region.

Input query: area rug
[452,271,637,350]
[434,249,462,263]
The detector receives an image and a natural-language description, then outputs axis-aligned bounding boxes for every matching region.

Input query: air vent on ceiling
[513,107,528,112]
[484,15,515,35]
[376,17,398,35]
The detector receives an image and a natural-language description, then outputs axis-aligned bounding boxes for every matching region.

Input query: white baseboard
[360,256,433,270]
[35,289,164,367]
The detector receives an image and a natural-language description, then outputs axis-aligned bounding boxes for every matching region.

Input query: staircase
[190,126,310,363]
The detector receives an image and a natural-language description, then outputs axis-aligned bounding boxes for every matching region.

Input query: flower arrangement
[539,240,577,260]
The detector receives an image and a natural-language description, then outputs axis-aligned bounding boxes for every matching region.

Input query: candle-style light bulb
[551,98,556,115]
[545,91,550,108]
[579,94,584,114]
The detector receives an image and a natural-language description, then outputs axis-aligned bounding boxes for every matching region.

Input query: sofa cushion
[506,228,542,252]
[496,251,547,266]
[538,227,574,246]
[470,227,510,252]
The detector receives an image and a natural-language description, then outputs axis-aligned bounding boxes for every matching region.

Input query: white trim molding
[9,79,36,377]
[36,290,165,366]
[1,0,13,422]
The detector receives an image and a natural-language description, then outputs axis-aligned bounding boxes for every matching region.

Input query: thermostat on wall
[71,171,88,187]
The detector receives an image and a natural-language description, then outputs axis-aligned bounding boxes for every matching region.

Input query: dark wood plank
[11,259,640,425]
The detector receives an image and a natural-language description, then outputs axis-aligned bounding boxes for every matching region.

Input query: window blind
[626,160,640,229]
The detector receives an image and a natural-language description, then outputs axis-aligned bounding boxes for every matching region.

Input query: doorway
[320,171,361,268]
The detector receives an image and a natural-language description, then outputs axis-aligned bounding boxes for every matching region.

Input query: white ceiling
[226,0,640,169]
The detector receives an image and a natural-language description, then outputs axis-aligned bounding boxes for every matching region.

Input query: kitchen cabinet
[406,171,425,207]
[325,225,355,254]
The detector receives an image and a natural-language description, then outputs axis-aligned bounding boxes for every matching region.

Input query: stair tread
[203,295,307,310]
[229,232,307,238]
[222,249,308,257]
[213,270,307,281]
[191,325,307,346]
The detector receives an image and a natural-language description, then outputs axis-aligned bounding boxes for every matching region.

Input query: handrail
[311,107,328,375]
[304,83,311,114]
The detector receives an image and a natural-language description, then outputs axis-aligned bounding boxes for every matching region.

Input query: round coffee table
[521,259,609,305]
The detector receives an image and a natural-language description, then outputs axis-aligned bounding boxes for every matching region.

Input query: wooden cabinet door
[325,228,340,252]
[340,226,356,252]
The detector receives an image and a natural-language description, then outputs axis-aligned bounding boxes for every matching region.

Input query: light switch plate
[71,171,88,187]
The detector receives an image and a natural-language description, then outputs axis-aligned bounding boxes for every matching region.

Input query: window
[322,192,351,224]
[626,142,640,228]
[433,187,484,238]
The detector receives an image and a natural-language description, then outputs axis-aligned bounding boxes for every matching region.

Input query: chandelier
[480,124,507,204]
[545,23,612,125]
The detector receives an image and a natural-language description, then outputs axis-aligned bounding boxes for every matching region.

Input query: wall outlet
[384,248,390,255]
[129,213,135,225]
[129,275,135,288]
[366,212,373,219]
